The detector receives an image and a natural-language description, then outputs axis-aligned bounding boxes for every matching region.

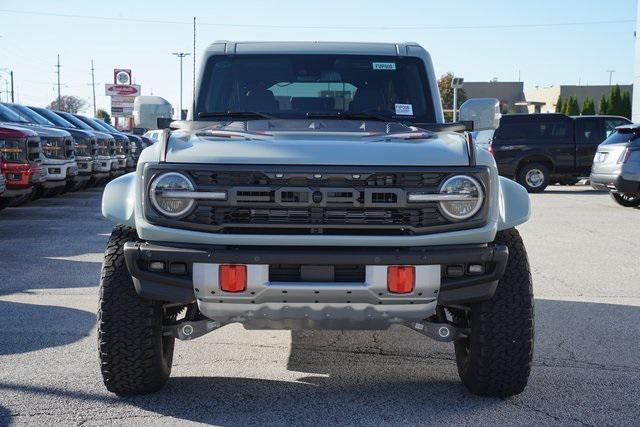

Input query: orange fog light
[219,264,247,293]
[387,266,415,294]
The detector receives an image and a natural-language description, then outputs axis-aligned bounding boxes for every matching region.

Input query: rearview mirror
[459,98,501,131]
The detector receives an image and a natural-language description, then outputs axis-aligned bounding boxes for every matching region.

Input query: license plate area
[269,264,366,283]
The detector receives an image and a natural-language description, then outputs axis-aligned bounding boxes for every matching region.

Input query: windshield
[196,54,435,123]
[6,104,52,125]
[31,107,76,128]
[79,116,111,132]
[95,120,119,133]
[56,111,95,131]
[0,104,29,123]
[601,130,640,145]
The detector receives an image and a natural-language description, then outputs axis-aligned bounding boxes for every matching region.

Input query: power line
[0,8,634,30]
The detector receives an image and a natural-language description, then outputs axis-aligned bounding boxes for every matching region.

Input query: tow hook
[407,321,468,342]
[164,319,221,340]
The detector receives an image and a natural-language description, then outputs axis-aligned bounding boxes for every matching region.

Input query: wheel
[453,228,534,397]
[42,187,62,198]
[610,192,640,207]
[517,163,549,193]
[0,197,11,211]
[98,225,175,395]
[9,194,31,207]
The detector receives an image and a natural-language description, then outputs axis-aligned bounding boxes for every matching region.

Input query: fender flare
[102,172,136,227]
[497,176,531,230]
[514,150,555,173]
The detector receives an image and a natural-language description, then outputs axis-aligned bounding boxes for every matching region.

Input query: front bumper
[591,172,639,194]
[42,179,67,189]
[123,242,508,329]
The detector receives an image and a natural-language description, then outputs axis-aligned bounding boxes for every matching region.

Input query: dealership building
[462,81,632,115]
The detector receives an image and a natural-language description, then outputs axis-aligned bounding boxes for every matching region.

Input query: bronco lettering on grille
[229,187,406,208]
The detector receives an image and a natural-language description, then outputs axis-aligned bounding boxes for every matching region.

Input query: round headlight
[438,175,484,221]
[149,172,195,218]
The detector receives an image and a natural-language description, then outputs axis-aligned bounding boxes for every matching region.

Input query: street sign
[105,84,141,96]
[111,95,136,103]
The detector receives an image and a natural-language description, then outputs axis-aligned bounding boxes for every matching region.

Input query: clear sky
[0,0,637,116]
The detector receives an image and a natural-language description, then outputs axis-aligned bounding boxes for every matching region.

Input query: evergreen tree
[561,96,572,115]
[567,97,580,116]
[621,91,632,119]
[581,97,595,115]
[608,85,623,116]
[598,96,609,115]
[555,96,564,113]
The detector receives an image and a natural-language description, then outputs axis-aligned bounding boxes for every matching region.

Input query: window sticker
[395,103,414,115]
[372,62,396,71]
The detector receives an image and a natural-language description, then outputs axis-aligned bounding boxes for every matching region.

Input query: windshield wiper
[305,111,402,123]
[197,111,275,120]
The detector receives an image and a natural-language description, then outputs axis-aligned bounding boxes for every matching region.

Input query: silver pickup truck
[100,41,533,397]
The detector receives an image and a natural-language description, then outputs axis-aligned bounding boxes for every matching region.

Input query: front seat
[245,89,279,113]
[349,88,385,112]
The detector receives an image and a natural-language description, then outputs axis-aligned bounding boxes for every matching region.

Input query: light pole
[172,52,191,119]
[451,76,464,122]
[606,70,616,86]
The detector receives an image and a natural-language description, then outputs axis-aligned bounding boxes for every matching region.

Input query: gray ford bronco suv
[100,41,533,397]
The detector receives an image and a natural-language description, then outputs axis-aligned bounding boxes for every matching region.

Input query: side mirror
[157,117,173,129]
[459,98,501,131]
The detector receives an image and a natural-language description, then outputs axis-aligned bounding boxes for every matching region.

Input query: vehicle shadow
[0,299,638,425]
[540,188,607,195]
[0,300,95,356]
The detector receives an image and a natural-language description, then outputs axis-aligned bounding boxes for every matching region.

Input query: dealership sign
[105,84,141,96]
[114,69,132,85]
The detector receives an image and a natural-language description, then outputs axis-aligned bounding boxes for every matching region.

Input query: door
[492,116,575,176]
[575,117,605,174]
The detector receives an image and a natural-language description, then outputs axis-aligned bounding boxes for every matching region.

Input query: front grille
[41,137,66,160]
[145,165,489,236]
[269,264,366,282]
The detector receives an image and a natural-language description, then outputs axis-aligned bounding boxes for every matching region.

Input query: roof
[203,41,426,56]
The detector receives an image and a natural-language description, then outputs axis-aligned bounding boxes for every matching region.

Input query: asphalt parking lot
[0,186,638,426]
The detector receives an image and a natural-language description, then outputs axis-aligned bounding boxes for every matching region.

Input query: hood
[164,129,470,166]
[62,127,94,140]
[0,121,71,138]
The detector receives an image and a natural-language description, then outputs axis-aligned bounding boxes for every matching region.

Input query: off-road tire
[610,192,640,207]
[98,225,175,395]
[0,197,11,211]
[517,163,549,193]
[453,228,534,397]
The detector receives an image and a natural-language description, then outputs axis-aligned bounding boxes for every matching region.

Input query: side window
[495,122,527,140]
[605,119,629,137]
[578,118,605,144]
[538,120,570,139]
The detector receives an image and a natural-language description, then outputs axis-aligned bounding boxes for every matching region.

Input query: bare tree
[47,95,87,113]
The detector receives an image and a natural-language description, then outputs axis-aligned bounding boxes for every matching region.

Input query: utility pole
[451,76,464,122]
[10,70,14,102]
[193,17,196,117]
[90,60,97,117]
[606,70,616,86]
[172,52,191,120]
[56,54,62,108]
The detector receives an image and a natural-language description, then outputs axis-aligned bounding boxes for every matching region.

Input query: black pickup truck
[488,114,630,192]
